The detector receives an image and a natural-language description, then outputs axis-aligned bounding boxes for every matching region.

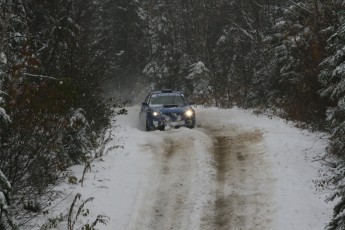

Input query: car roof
[151,89,183,95]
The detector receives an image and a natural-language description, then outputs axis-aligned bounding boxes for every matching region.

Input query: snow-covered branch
[23,73,58,81]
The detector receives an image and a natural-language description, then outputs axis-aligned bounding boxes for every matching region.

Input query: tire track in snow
[128,134,196,230]
[128,124,274,230]
[149,138,191,230]
[214,135,233,228]
[200,127,274,230]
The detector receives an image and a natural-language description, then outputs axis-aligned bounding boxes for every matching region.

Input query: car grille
[162,112,182,122]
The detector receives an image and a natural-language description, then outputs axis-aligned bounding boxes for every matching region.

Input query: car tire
[145,118,152,131]
[186,119,195,129]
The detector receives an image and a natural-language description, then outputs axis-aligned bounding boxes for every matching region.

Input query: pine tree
[186,61,210,103]
[319,3,345,229]
[0,0,114,227]
[253,0,329,122]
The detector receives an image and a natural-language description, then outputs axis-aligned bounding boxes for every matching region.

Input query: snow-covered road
[127,119,273,229]
[37,106,333,230]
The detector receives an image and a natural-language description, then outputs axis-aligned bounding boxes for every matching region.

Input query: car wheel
[186,119,195,129]
[145,118,152,131]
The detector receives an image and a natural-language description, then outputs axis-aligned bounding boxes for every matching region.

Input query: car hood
[149,105,192,114]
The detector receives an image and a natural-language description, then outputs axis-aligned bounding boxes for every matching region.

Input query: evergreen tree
[319,2,345,229]
[186,61,210,104]
[96,0,148,100]
[142,0,185,89]
[253,0,329,122]
[0,0,126,227]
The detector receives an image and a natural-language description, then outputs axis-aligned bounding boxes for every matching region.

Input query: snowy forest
[1,0,345,229]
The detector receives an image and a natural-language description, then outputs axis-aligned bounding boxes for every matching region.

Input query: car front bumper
[150,116,194,129]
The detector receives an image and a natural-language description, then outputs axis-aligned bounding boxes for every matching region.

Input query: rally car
[139,90,195,131]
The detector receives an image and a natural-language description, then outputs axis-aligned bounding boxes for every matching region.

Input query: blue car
[139,90,196,131]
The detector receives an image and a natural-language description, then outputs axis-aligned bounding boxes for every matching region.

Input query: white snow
[187,61,209,79]
[0,107,11,123]
[0,192,8,210]
[0,169,10,211]
[202,107,333,230]
[35,106,333,230]
[0,52,7,64]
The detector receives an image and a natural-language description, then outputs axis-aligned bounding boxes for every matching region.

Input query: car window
[144,94,151,103]
[149,94,186,106]
[174,96,185,106]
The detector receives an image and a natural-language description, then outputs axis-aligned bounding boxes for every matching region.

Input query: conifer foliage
[319,3,345,229]
[0,0,145,228]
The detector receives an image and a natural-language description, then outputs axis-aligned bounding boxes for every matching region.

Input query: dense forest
[1,0,345,229]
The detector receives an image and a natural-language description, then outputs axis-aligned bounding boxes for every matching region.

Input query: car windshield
[149,94,186,106]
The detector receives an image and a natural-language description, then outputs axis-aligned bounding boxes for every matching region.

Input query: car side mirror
[142,102,149,106]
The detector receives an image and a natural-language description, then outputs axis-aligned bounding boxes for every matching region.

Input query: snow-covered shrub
[326,159,345,230]
[0,169,17,229]
[65,193,109,230]
[64,108,94,164]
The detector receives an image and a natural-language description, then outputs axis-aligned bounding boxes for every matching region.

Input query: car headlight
[152,111,159,116]
[185,109,194,117]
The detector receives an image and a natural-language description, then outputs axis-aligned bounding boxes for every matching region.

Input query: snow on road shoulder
[35,107,155,230]
[195,106,333,230]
